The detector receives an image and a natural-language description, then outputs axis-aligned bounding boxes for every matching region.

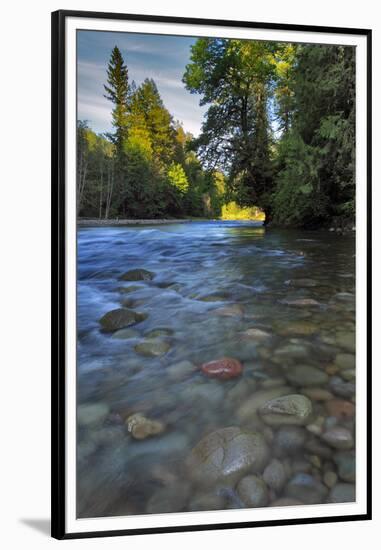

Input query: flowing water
[77,221,356,518]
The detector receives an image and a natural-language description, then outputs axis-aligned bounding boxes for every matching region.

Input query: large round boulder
[186,427,269,486]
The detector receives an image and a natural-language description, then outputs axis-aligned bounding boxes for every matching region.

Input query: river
[77,220,356,517]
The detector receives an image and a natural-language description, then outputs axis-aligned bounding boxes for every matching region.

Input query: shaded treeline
[77,40,355,227]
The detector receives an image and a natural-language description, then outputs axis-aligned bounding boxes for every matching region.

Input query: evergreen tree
[104,46,129,155]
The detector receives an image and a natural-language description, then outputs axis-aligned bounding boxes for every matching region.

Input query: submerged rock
[240,328,272,341]
[285,365,329,387]
[333,451,355,482]
[77,403,109,427]
[335,332,355,353]
[201,357,243,380]
[273,425,307,456]
[188,492,226,511]
[146,482,190,514]
[274,320,319,336]
[145,328,173,338]
[237,475,269,508]
[187,427,269,486]
[284,473,328,504]
[301,387,334,401]
[321,427,354,450]
[259,394,313,426]
[271,497,303,507]
[335,353,355,370]
[125,412,165,440]
[287,278,318,288]
[325,399,355,419]
[263,459,287,492]
[99,308,146,332]
[329,376,355,399]
[328,483,355,503]
[134,339,171,357]
[166,360,196,381]
[111,327,140,340]
[212,304,244,317]
[281,298,320,307]
[237,386,292,422]
[120,268,155,281]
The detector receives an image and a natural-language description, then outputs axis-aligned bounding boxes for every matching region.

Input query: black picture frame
[51,9,372,540]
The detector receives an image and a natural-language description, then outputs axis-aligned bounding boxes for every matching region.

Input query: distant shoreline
[78,218,196,227]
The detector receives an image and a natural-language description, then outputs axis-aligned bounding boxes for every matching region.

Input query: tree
[130,79,175,167]
[104,46,129,156]
[183,38,277,219]
[272,44,356,227]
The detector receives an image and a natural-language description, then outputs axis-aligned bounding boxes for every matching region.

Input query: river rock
[288,278,318,288]
[125,412,165,440]
[201,357,243,380]
[281,298,320,307]
[271,497,304,507]
[240,328,272,341]
[341,369,356,381]
[237,475,269,508]
[259,394,313,426]
[187,427,269,486]
[197,293,228,302]
[301,387,334,401]
[146,482,190,514]
[273,425,307,456]
[335,353,355,370]
[284,473,328,504]
[182,381,224,407]
[213,304,244,317]
[328,483,355,503]
[145,328,174,338]
[237,386,292,422]
[120,268,155,281]
[111,327,140,340]
[166,360,196,381]
[273,342,310,364]
[323,471,338,488]
[335,332,355,353]
[329,376,355,399]
[304,437,333,459]
[274,321,319,336]
[322,427,354,450]
[333,451,355,482]
[118,285,141,294]
[285,365,329,387]
[325,399,355,419]
[188,493,226,511]
[263,459,287,492]
[99,308,146,332]
[77,403,109,427]
[134,339,171,357]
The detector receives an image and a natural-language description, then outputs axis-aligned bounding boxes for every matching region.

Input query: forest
[77,39,355,228]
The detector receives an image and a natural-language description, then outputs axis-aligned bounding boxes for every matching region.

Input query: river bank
[78,218,197,227]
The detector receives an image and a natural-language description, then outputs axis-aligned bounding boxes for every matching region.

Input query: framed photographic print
[51,9,372,540]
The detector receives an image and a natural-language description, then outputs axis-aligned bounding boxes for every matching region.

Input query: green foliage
[220,202,265,221]
[271,45,355,227]
[78,41,355,227]
[167,162,189,194]
[104,46,129,156]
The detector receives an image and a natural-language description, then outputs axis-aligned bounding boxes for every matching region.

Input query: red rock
[325,399,355,419]
[201,357,243,380]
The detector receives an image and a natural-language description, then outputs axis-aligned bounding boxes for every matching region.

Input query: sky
[77,30,207,137]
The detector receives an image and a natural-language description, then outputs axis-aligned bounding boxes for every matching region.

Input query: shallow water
[77,221,356,517]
